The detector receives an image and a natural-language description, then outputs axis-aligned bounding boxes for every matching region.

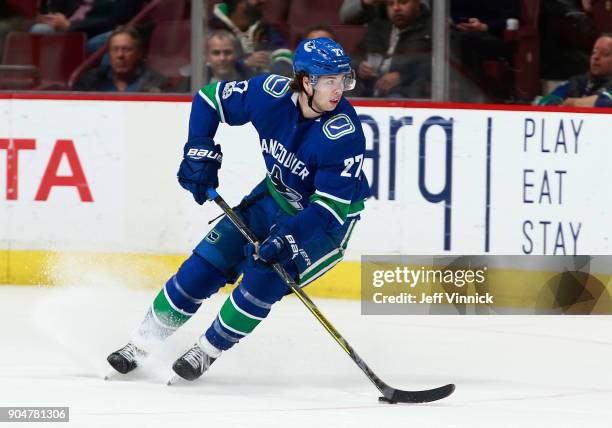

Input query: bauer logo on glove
[186,148,222,162]
[177,137,223,205]
[245,226,300,267]
[284,235,299,258]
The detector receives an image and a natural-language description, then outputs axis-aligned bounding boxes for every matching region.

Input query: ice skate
[170,341,218,383]
[106,342,148,377]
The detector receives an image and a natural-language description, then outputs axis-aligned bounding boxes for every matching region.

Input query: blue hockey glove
[177,137,222,205]
[244,226,300,268]
[243,242,269,272]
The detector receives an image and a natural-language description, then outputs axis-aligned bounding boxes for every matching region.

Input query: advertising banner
[1,94,610,306]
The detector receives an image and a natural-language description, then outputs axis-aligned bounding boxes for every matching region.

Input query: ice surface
[1,284,611,427]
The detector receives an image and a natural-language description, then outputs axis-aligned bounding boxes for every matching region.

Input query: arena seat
[289,24,366,53]
[592,0,612,32]
[479,0,540,101]
[68,0,188,89]
[263,0,290,26]
[288,0,344,28]
[6,0,39,18]
[510,0,541,100]
[147,20,192,80]
[1,32,86,90]
[148,0,189,21]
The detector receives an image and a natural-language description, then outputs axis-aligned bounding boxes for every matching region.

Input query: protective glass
[311,70,356,92]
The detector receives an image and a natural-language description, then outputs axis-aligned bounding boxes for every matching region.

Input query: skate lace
[183,346,206,371]
[118,343,141,361]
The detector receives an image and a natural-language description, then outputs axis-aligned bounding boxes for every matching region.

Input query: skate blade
[104,368,117,380]
[166,375,182,386]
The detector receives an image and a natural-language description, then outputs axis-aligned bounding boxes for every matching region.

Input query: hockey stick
[206,188,455,403]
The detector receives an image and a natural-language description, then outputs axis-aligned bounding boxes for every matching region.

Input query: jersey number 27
[341,154,364,178]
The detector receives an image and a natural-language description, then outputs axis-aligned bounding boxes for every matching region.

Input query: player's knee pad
[165,253,228,314]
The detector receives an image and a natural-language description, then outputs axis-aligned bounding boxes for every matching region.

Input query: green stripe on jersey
[341,219,358,250]
[152,289,191,328]
[299,248,344,285]
[310,193,349,223]
[298,218,358,285]
[348,199,365,216]
[266,175,366,222]
[200,82,221,118]
[218,296,262,335]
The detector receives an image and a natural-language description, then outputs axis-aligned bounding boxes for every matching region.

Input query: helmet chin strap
[306,86,324,115]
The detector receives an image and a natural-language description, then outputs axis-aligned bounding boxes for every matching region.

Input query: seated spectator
[450,0,520,96]
[538,33,612,107]
[74,25,168,92]
[340,0,429,24]
[175,30,252,92]
[302,24,336,41]
[31,0,146,54]
[353,0,432,98]
[204,30,253,82]
[211,0,292,76]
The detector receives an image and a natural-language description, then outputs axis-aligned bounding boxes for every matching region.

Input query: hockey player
[107,38,371,382]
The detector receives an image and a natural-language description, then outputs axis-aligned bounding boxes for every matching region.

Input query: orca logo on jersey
[322,114,355,140]
[268,164,304,211]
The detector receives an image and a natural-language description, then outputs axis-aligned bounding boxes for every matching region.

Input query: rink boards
[0,94,611,304]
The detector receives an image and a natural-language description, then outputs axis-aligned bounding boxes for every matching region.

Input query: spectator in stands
[31,0,146,53]
[303,24,336,41]
[211,0,292,76]
[450,0,520,95]
[353,0,432,98]
[581,0,593,13]
[538,33,612,107]
[176,30,252,92]
[204,30,252,83]
[74,25,167,92]
[539,0,599,79]
[340,0,429,24]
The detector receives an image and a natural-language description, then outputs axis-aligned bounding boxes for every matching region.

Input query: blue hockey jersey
[188,74,370,240]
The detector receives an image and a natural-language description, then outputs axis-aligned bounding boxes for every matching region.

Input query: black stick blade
[382,383,455,404]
